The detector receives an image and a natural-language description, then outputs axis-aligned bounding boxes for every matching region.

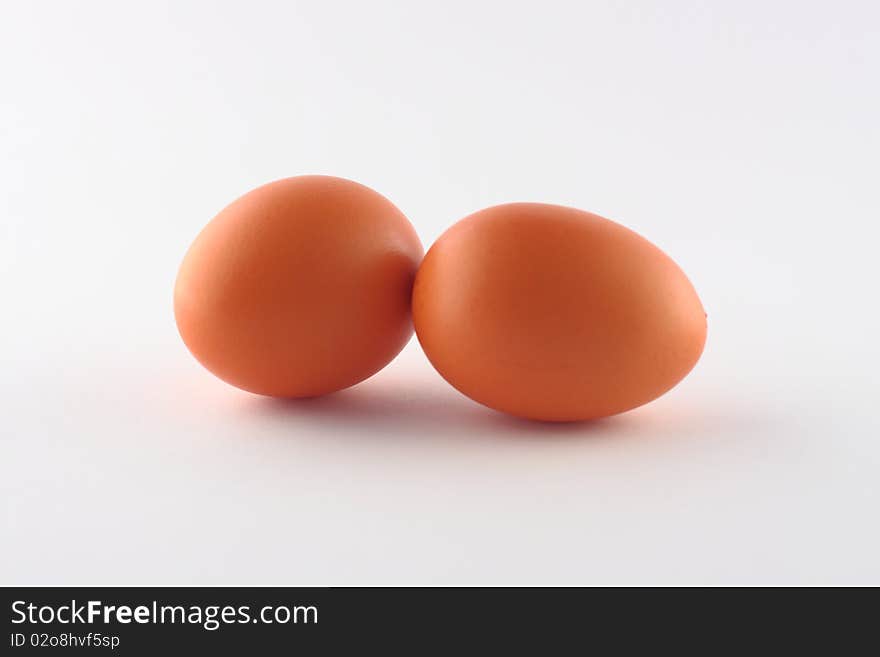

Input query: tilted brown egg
[175,176,423,397]
[412,203,706,421]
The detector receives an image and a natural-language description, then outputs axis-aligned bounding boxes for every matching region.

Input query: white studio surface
[2,1,878,585]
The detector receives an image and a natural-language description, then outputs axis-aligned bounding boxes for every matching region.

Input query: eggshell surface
[412,203,706,421]
[175,176,423,397]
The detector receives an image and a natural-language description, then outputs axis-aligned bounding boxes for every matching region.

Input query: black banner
[2,586,864,652]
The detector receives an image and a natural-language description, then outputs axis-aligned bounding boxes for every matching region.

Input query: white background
[2,1,878,585]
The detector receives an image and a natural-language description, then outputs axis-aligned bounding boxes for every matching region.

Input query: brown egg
[175,176,423,397]
[412,203,706,421]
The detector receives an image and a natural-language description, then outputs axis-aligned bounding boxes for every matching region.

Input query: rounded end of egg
[174,175,423,397]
